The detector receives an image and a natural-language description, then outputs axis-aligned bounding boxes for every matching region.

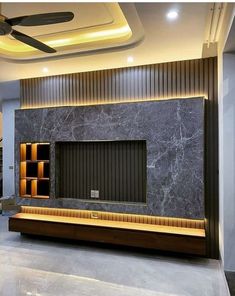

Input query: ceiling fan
[0,11,74,53]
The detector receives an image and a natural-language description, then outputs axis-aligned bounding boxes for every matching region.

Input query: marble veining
[15,97,205,218]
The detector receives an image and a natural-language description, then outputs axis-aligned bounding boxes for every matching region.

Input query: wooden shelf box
[20,143,50,199]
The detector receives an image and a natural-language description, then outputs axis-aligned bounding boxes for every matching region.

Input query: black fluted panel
[204,58,219,259]
[56,141,147,203]
[21,58,214,109]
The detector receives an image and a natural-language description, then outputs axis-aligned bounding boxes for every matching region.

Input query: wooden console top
[12,213,205,237]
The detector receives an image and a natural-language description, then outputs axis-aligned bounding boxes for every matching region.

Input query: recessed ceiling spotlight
[42,67,49,73]
[166,10,178,21]
[127,56,134,63]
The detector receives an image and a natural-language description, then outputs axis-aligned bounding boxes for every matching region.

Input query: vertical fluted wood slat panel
[20,57,218,258]
[21,58,215,108]
[56,141,147,203]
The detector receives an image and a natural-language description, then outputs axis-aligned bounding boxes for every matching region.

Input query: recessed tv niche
[55,141,147,203]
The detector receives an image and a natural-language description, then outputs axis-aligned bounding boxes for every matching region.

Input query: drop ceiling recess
[0,3,133,60]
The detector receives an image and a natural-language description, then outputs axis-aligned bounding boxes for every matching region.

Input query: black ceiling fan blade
[6,11,74,27]
[11,30,56,53]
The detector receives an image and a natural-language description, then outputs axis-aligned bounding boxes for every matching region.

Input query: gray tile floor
[0,216,230,296]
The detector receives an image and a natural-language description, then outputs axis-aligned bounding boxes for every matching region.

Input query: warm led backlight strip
[0,3,132,58]
[22,94,207,110]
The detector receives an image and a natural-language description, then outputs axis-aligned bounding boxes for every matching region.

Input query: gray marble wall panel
[15,97,205,219]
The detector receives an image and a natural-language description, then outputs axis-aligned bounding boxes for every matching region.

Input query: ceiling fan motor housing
[0,21,12,36]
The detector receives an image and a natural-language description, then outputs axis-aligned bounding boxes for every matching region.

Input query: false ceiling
[0,3,135,59]
[0,2,215,82]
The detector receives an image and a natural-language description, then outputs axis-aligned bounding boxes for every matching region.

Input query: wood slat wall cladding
[56,141,147,203]
[20,57,218,259]
[20,58,214,108]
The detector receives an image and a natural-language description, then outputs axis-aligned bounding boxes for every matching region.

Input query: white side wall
[220,53,235,271]
[2,99,20,197]
[217,3,235,270]
[0,81,20,101]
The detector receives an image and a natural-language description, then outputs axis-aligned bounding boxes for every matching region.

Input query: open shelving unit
[20,143,50,199]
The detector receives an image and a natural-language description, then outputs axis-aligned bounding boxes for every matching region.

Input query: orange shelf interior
[20,143,50,199]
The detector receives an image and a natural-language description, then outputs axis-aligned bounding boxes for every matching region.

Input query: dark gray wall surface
[15,97,205,219]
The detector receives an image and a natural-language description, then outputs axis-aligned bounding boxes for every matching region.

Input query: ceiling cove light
[0,3,133,60]
[127,56,134,63]
[166,10,178,21]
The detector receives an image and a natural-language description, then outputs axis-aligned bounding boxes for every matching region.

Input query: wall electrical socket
[91,190,99,198]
